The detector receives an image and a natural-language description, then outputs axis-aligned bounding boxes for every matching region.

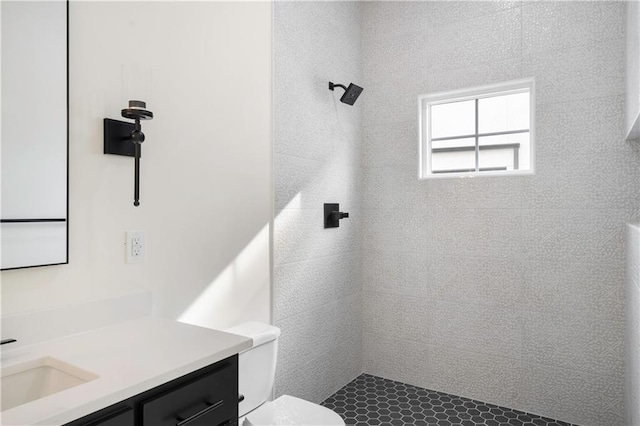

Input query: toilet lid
[244,395,345,426]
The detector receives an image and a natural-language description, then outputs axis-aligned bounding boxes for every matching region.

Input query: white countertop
[0,317,252,426]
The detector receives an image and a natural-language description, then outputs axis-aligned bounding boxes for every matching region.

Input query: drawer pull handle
[176,400,224,426]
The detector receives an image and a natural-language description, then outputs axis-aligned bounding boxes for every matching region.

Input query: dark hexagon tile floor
[321,374,576,426]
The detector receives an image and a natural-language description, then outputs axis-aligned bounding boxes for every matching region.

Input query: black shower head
[329,82,363,106]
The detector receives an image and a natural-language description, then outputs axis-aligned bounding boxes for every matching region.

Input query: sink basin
[1,357,98,411]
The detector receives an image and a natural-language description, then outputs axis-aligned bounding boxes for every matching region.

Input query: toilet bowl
[225,322,344,426]
[240,395,343,426]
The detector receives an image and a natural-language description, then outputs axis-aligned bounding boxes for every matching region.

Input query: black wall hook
[104,100,153,207]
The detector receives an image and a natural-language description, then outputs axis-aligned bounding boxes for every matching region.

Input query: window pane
[431,138,475,150]
[420,79,534,179]
[431,137,476,173]
[430,100,475,139]
[478,92,529,134]
[478,133,530,171]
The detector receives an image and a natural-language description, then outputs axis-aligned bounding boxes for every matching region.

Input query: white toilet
[225,321,345,426]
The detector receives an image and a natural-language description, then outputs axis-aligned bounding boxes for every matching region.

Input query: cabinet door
[65,406,134,426]
[141,360,237,426]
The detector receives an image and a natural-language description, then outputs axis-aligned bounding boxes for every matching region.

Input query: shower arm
[328,82,348,92]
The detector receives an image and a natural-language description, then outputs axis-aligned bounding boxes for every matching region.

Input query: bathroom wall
[361,2,637,425]
[273,1,363,403]
[1,2,272,331]
[626,2,640,421]
[627,0,640,140]
[626,224,640,426]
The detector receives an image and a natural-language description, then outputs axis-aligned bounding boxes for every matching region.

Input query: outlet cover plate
[126,231,145,264]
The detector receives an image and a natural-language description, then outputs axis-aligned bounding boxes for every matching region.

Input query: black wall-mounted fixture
[104,100,153,206]
[329,82,363,106]
[324,203,349,228]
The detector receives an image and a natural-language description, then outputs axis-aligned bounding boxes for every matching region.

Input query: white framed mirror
[1,1,68,270]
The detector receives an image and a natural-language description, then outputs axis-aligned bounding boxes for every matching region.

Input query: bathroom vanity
[64,355,238,426]
[0,317,251,426]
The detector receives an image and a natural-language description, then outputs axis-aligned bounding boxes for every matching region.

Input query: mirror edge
[1,0,69,271]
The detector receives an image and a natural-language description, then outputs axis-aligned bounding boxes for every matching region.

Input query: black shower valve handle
[324,203,348,228]
[331,211,349,221]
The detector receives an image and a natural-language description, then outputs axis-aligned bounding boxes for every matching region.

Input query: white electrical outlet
[126,231,145,264]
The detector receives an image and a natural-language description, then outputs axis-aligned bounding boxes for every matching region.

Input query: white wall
[627,0,640,141]
[1,1,272,331]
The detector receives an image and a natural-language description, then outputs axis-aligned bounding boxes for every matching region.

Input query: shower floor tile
[321,374,575,426]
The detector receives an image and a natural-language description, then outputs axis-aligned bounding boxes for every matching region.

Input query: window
[419,79,535,178]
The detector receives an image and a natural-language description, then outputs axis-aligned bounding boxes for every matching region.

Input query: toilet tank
[224,321,281,418]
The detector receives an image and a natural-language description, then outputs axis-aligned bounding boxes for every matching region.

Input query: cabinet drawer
[64,405,134,426]
[141,360,237,426]
[84,407,134,426]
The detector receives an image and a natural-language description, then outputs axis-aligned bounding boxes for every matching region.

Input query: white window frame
[418,78,536,179]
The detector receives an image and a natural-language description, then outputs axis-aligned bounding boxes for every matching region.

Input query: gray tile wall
[626,224,640,425]
[627,0,640,137]
[361,2,639,425]
[273,1,363,403]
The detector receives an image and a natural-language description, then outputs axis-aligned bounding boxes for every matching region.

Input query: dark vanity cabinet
[75,407,135,426]
[64,355,238,426]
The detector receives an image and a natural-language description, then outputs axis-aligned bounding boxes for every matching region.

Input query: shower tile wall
[361,2,638,425]
[626,224,640,425]
[273,1,363,403]
[627,0,640,137]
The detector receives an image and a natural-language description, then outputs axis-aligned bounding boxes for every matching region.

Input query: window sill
[418,169,535,180]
